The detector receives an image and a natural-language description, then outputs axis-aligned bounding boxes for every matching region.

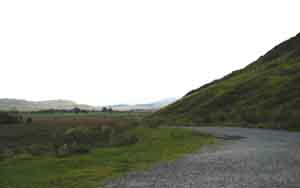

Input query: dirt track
[105,127,300,188]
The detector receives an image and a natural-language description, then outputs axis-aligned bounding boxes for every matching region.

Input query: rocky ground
[104,127,300,188]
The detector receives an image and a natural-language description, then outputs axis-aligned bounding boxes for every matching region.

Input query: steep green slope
[153,32,300,130]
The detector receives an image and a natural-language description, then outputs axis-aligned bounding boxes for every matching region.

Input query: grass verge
[0,127,215,188]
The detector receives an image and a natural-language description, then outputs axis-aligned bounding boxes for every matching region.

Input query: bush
[285,111,300,130]
[54,143,90,157]
[108,130,139,146]
[53,143,60,157]
[0,150,4,161]
[145,118,162,128]
[56,144,70,157]
[64,127,89,144]
[68,143,90,154]
[27,144,49,156]
[72,107,81,113]
[0,112,22,124]
[100,125,111,134]
[26,117,33,124]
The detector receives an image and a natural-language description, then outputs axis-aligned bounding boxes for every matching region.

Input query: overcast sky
[1,1,300,106]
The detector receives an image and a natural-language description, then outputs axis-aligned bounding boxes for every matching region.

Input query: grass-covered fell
[152,32,300,130]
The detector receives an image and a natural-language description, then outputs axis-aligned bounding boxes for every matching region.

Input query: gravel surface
[104,127,300,188]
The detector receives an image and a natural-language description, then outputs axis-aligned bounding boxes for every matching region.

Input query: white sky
[1,1,300,106]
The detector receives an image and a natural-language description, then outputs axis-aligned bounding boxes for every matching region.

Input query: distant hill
[110,98,177,111]
[152,32,300,130]
[0,99,95,111]
[0,98,177,112]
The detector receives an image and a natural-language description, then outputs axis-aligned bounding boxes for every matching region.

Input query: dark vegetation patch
[0,112,22,124]
[0,112,144,159]
[0,111,215,188]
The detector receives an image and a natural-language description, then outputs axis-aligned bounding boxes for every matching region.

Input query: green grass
[29,111,150,120]
[152,32,300,130]
[0,127,215,188]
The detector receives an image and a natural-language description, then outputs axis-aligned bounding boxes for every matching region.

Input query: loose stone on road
[104,127,300,188]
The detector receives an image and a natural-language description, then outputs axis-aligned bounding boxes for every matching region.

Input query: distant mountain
[0,98,177,112]
[152,32,300,130]
[110,98,177,111]
[0,99,95,111]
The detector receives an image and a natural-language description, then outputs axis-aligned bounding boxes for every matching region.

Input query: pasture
[0,111,215,188]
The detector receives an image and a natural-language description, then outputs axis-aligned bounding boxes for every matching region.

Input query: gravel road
[104,127,300,188]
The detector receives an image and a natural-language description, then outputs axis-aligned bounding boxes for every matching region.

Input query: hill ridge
[0,98,94,111]
[153,32,300,130]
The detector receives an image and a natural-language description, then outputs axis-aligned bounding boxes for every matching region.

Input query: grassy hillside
[152,32,300,130]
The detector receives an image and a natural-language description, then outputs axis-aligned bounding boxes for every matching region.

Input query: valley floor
[0,127,214,188]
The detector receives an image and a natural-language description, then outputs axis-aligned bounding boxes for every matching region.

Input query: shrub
[115,132,138,146]
[0,150,4,161]
[27,144,49,156]
[68,143,90,154]
[100,125,111,133]
[94,125,139,146]
[72,107,81,114]
[14,153,33,160]
[0,112,22,124]
[56,144,70,157]
[145,118,162,128]
[285,111,300,130]
[54,143,90,157]
[64,127,89,144]
[26,117,33,124]
[53,143,60,156]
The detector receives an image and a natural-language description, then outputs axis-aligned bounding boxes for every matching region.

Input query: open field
[0,112,215,188]
[29,111,149,119]
[0,111,147,157]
